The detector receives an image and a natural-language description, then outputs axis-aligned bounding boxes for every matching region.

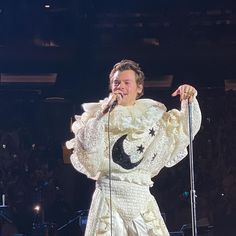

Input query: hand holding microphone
[102,92,123,115]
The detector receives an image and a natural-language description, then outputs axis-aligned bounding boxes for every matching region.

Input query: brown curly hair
[109,59,145,98]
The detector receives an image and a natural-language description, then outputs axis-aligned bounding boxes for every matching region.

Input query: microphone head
[102,93,123,115]
[115,93,123,102]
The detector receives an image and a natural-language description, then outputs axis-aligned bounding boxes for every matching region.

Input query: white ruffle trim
[82,98,166,134]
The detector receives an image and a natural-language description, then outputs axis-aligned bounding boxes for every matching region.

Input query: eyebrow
[113,78,132,82]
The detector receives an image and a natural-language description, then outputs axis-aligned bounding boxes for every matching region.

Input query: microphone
[102,93,122,115]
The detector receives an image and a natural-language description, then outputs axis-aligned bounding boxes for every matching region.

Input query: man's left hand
[171,84,197,102]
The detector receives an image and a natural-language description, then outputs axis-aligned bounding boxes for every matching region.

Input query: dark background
[0,0,236,235]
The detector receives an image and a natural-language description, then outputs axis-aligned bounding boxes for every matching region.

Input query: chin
[120,101,129,106]
[120,101,134,106]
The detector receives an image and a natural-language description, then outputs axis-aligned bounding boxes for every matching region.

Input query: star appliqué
[137,145,145,153]
[152,153,157,161]
[149,128,155,137]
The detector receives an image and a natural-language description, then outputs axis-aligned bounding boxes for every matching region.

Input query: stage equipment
[57,209,88,234]
[188,101,197,236]
[0,194,13,223]
[169,232,184,236]
[181,224,214,236]
[31,223,57,236]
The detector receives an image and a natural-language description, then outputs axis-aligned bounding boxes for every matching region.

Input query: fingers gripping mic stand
[188,101,197,236]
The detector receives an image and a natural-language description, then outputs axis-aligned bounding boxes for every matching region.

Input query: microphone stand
[188,101,198,236]
[57,214,81,231]
[57,210,87,232]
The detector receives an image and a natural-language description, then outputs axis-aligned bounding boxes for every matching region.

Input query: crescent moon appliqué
[112,134,143,170]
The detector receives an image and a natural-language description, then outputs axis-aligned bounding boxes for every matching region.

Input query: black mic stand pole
[188,101,197,236]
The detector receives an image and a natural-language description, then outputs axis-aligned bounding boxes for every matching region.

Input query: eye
[113,80,120,86]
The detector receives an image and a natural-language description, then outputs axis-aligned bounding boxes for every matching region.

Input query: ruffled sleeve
[164,96,202,167]
[65,102,106,179]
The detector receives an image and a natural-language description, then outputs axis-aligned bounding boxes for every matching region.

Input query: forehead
[113,70,136,81]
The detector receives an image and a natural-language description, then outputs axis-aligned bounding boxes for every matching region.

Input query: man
[66,59,202,235]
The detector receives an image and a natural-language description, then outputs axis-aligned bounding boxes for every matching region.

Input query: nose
[117,81,125,90]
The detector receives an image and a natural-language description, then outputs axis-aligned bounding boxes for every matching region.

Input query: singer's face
[111,70,143,106]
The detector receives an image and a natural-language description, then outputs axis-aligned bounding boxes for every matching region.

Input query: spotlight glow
[34,205,40,212]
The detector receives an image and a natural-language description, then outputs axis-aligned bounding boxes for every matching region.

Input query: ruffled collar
[82,98,166,134]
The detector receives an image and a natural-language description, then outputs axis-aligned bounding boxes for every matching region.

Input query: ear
[137,84,143,94]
